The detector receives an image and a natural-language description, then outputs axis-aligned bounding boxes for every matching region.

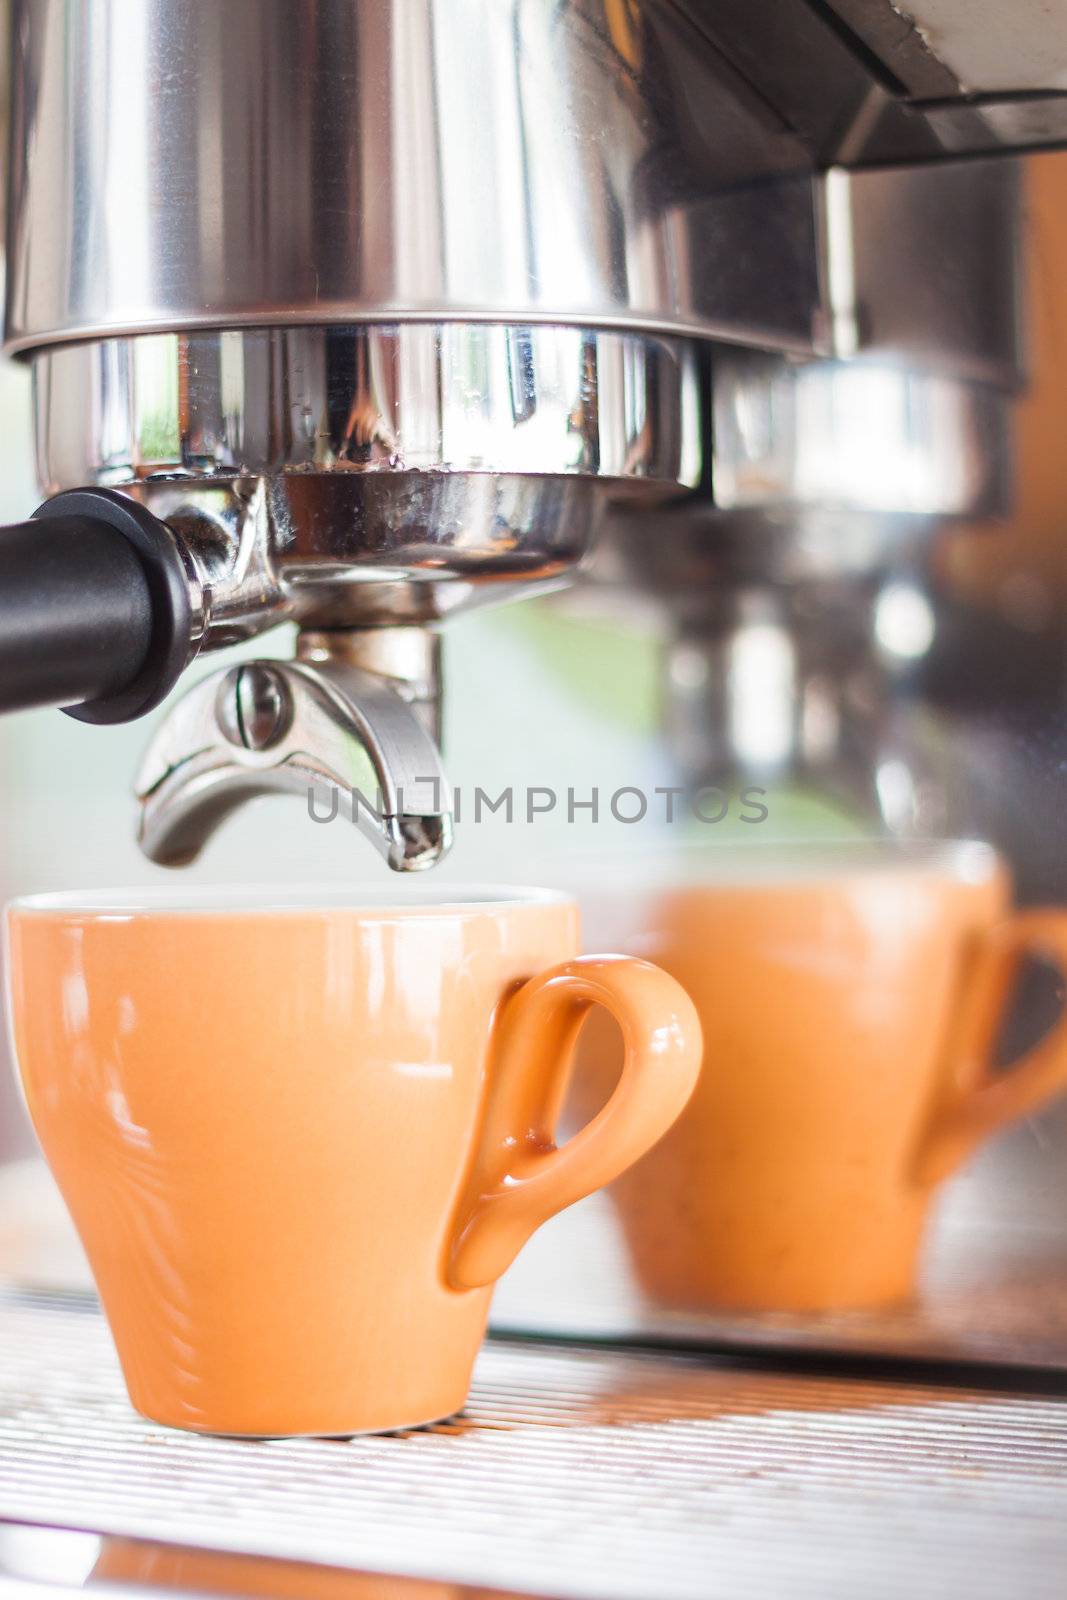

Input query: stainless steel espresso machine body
[5,0,1061,873]
[6,0,734,866]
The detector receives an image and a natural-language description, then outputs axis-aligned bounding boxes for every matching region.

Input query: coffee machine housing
[0,0,1060,867]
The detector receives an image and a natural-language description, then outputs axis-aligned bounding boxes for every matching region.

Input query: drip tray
[0,1292,1065,1600]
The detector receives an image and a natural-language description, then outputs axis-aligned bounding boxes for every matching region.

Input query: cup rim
[532,836,1003,892]
[5,882,575,920]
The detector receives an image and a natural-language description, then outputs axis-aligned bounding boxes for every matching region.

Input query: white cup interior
[6,883,573,918]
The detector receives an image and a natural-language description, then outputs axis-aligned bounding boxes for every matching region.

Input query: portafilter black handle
[0,488,192,722]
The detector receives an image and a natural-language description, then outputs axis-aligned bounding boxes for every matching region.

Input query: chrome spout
[135,644,452,872]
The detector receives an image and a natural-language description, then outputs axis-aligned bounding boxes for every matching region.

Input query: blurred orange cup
[577,841,1067,1313]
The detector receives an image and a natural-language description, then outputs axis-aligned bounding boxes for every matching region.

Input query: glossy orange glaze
[577,853,1067,1313]
[7,891,700,1436]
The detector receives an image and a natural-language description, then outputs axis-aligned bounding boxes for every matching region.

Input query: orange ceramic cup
[5,885,700,1436]
[577,841,1067,1313]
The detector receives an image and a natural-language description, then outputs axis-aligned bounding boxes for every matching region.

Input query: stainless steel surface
[135,655,451,871]
[6,0,1056,373]
[34,322,699,495]
[708,354,1013,529]
[33,324,701,635]
[298,627,444,744]
[5,0,822,357]
[584,158,1023,601]
[592,361,1011,611]
[819,160,1021,381]
[0,1291,1064,1600]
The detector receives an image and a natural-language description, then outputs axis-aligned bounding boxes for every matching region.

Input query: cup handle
[447,954,702,1290]
[912,910,1067,1187]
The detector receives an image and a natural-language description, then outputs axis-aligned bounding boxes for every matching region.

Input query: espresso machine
[4,0,712,872]
[2,0,1060,871]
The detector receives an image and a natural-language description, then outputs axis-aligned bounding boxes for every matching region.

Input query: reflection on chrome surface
[6,0,818,354]
[33,327,700,489]
[711,354,1012,523]
[32,324,700,637]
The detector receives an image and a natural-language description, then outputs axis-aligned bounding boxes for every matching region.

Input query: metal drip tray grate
[0,1292,1065,1600]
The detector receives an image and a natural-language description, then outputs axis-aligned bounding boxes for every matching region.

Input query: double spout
[135,629,452,873]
